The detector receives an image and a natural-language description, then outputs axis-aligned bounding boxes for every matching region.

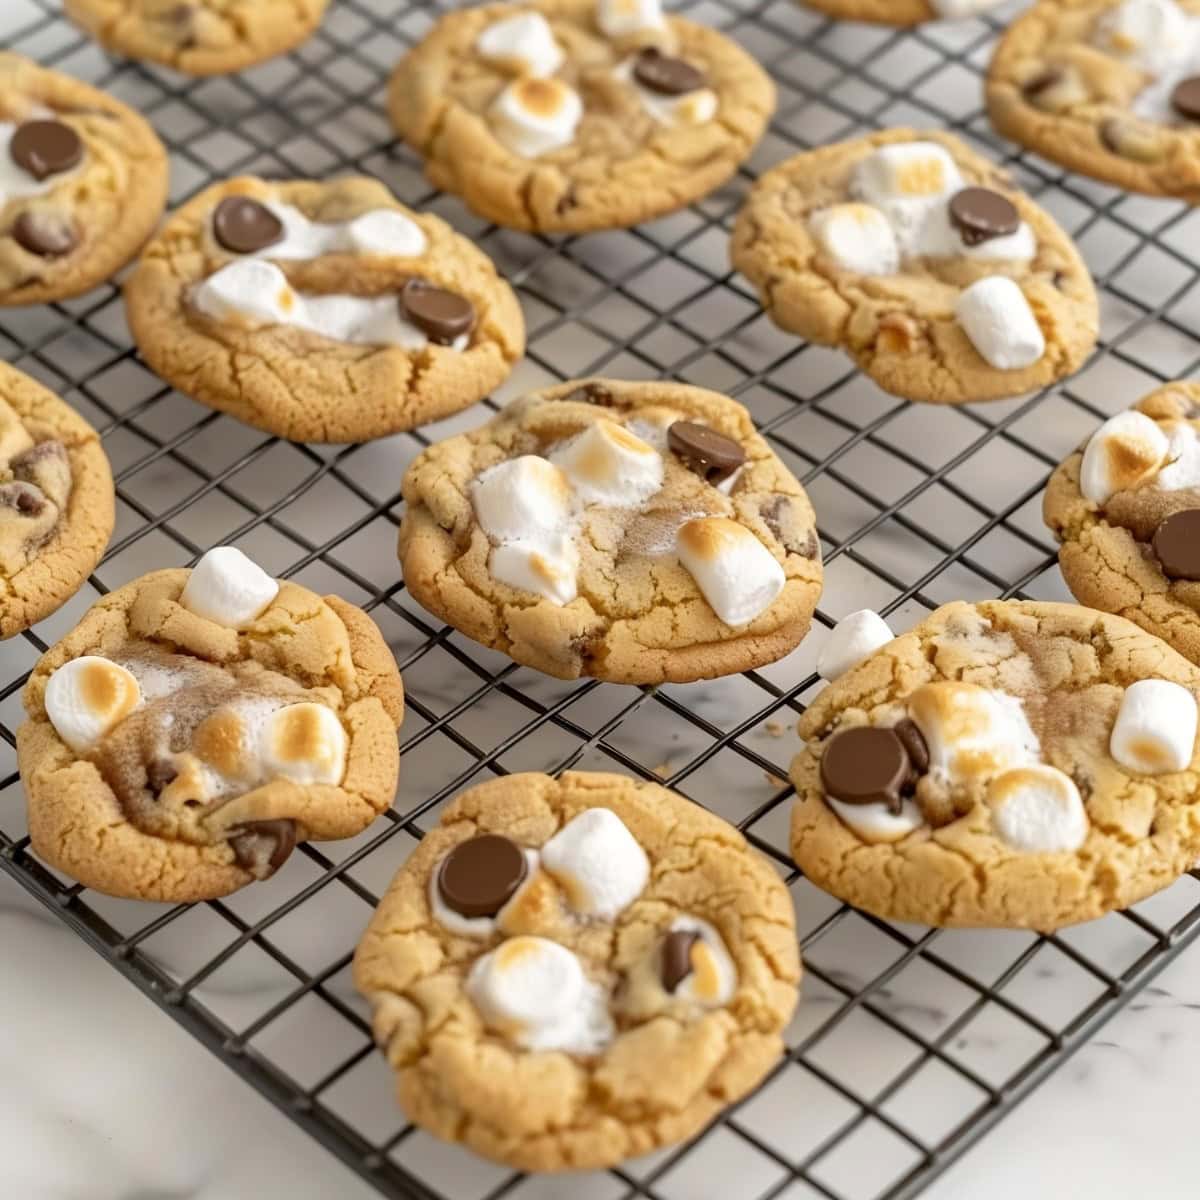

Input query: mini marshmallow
[430,848,540,938]
[1095,0,1196,74]
[828,796,925,845]
[342,210,427,257]
[809,203,900,277]
[238,203,428,261]
[193,259,301,327]
[477,12,564,76]
[490,77,582,157]
[541,807,649,919]
[1155,421,1200,491]
[989,764,1089,853]
[45,657,142,753]
[954,276,1045,370]
[676,517,785,627]
[818,610,895,681]
[1110,678,1198,775]
[1079,410,1170,505]
[666,916,738,1007]
[852,142,964,254]
[549,420,664,507]
[471,456,574,543]
[260,702,348,786]
[490,535,579,605]
[180,546,280,628]
[597,0,665,37]
[467,935,614,1053]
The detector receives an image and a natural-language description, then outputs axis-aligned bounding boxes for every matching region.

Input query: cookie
[124,176,525,444]
[65,0,329,77]
[399,378,823,683]
[790,600,1200,930]
[17,547,405,902]
[354,770,800,1171]
[0,362,114,639]
[987,0,1200,202]
[0,53,169,306]
[804,0,1007,24]
[387,0,776,233]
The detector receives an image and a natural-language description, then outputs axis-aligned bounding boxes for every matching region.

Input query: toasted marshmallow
[1155,421,1200,491]
[45,656,141,753]
[549,420,664,507]
[665,916,737,1007]
[1110,678,1198,775]
[818,610,895,681]
[490,535,579,605]
[828,796,924,844]
[180,546,280,628]
[477,12,564,76]
[597,0,665,37]
[930,0,1005,15]
[194,259,301,327]
[1095,0,1196,74]
[260,702,347,786]
[989,764,1089,853]
[490,77,582,157]
[1079,410,1170,505]
[853,142,964,253]
[955,276,1045,370]
[809,203,900,277]
[466,935,614,1053]
[472,456,574,543]
[676,517,785,627]
[342,210,427,257]
[611,58,717,126]
[541,807,649,918]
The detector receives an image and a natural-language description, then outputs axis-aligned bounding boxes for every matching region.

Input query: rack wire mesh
[3,0,1200,1196]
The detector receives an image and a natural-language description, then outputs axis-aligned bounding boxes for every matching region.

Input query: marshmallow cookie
[731,130,1098,405]
[65,0,329,77]
[124,177,525,443]
[354,770,800,1171]
[803,0,1009,24]
[0,53,168,306]
[16,549,405,902]
[988,0,1200,201]
[387,0,775,234]
[399,379,823,683]
[0,363,114,638]
[791,600,1200,930]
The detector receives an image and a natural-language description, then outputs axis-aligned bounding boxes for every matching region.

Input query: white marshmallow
[490,77,582,157]
[1156,421,1200,491]
[342,210,427,257]
[676,517,785,627]
[471,456,574,544]
[194,259,301,327]
[429,848,540,938]
[828,796,925,845]
[954,276,1046,370]
[0,115,84,208]
[1110,679,1198,775]
[259,702,347,786]
[1079,410,1170,505]
[541,808,649,919]
[490,535,579,605]
[44,657,142,753]
[989,764,1089,853]
[808,203,900,277]
[477,12,564,77]
[665,916,737,1007]
[611,58,717,126]
[1095,0,1197,75]
[180,546,280,628]
[852,142,964,255]
[549,420,664,508]
[466,935,614,1053]
[929,0,1005,16]
[597,0,665,37]
[817,610,895,681]
[232,202,427,261]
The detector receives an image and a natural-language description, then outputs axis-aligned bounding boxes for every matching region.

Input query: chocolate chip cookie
[354,770,800,1171]
[124,176,525,444]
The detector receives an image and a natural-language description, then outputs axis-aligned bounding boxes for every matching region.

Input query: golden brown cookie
[65,0,329,77]
[354,770,800,1172]
[17,551,405,902]
[804,0,1007,23]
[790,599,1200,931]
[387,0,776,233]
[124,176,525,444]
[0,53,168,306]
[399,378,824,684]
[731,129,1099,404]
[0,362,113,639]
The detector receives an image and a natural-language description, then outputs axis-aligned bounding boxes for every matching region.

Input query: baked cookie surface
[17,550,405,902]
[65,0,329,76]
[399,378,823,684]
[790,600,1200,931]
[804,0,1008,24]
[731,129,1098,404]
[387,0,776,233]
[125,176,525,444]
[0,362,114,639]
[988,0,1200,201]
[0,53,168,306]
[354,770,800,1172]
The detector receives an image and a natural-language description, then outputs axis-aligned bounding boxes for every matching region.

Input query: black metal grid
[3,0,1200,1197]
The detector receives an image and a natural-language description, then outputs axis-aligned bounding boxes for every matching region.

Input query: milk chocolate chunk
[230,818,297,877]
[893,718,929,776]
[667,421,746,485]
[13,211,78,258]
[820,725,911,815]
[10,120,83,181]
[401,278,476,345]
[436,834,527,918]
[661,929,700,993]
[1152,509,1200,581]
[1171,77,1200,123]
[212,196,284,255]
[948,187,1020,247]
[633,48,706,96]
[0,481,46,516]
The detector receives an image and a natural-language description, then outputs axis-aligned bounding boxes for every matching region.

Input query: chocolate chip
[0,481,46,516]
[1172,76,1200,122]
[145,759,178,796]
[400,278,475,345]
[230,818,297,877]
[661,929,700,993]
[820,725,912,815]
[948,187,1020,247]
[761,495,820,559]
[799,528,820,560]
[436,834,527,918]
[212,196,284,255]
[12,211,77,258]
[1152,509,1200,580]
[633,47,706,96]
[563,381,616,407]
[667,421,746,485]
[892,718,929,776]
[9,120,83,182]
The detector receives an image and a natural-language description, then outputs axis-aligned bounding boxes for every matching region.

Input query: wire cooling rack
[4,0,1200,1197]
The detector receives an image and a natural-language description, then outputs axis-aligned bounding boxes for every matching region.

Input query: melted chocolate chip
[10,120,83,182]
[1152,508,1200,580]
[893,718,929,777]
[230,818,297,877]
[212,196,284,255]
[436,834,527,918]
[12,211,78,258]
[1172,76,1200,122]
[145,759,178,796]
[563,381,617,407]
[948,187,1020,246]
[820,725,912,815]
[633,47,706,96]
[10,439,67,477]
[400,278,475,345]
[667,421,746,485]
[0,481,46,516]
[661,929,700,993]
[761,495,820,559]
